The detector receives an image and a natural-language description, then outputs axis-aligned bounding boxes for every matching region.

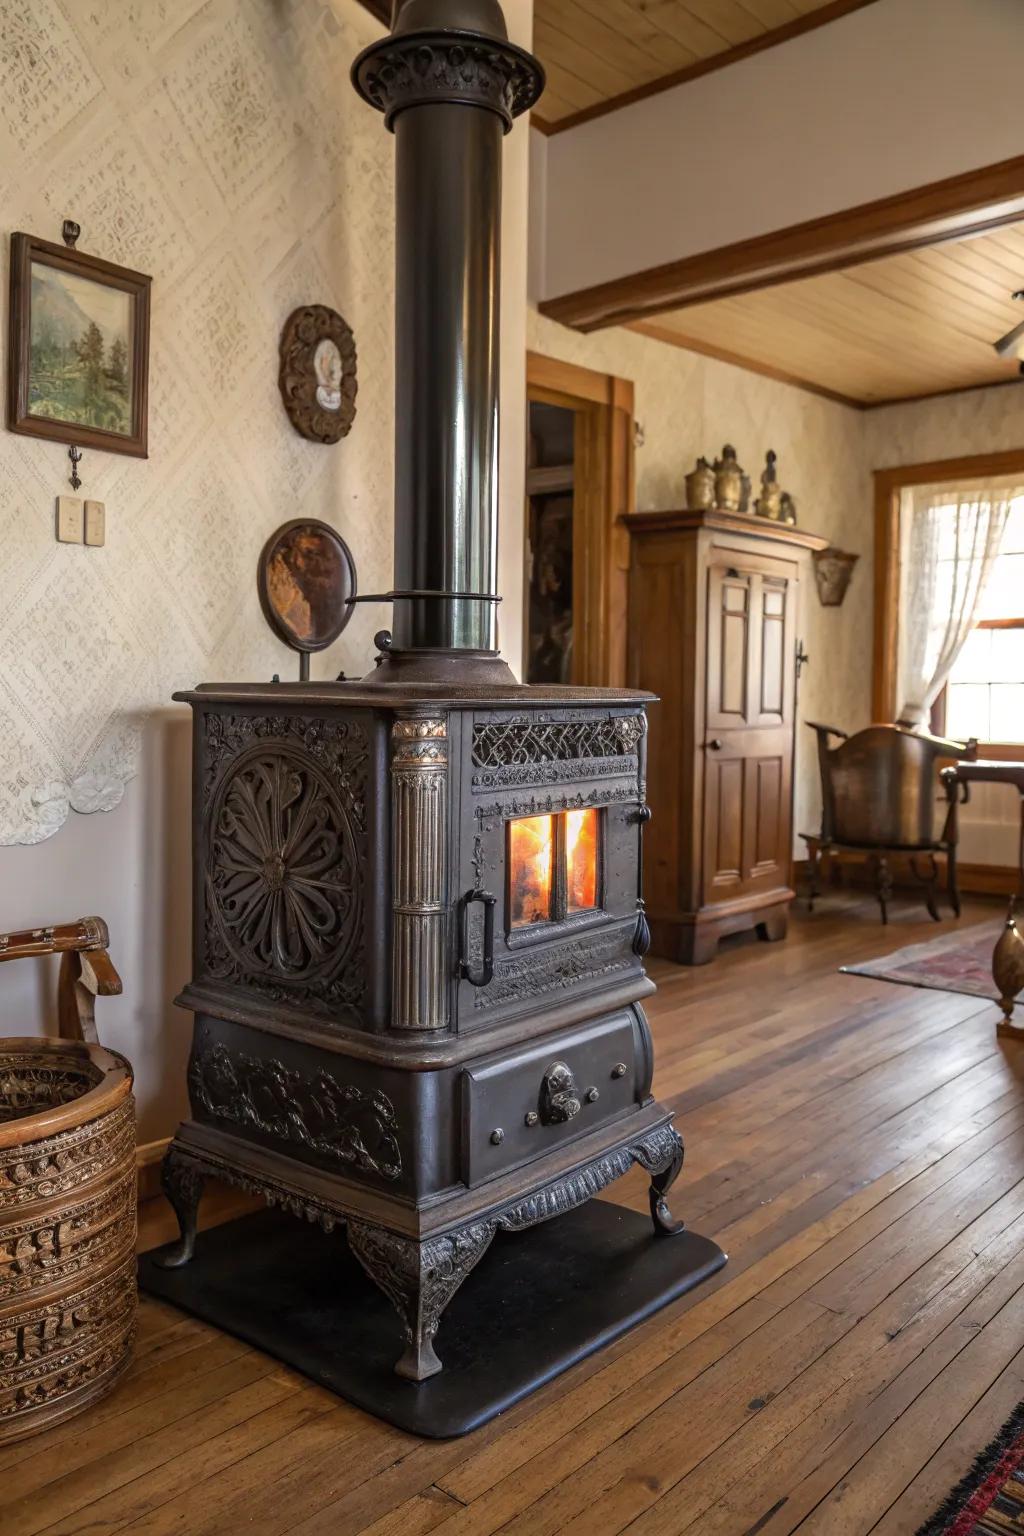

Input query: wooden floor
[5,891,1024,1536]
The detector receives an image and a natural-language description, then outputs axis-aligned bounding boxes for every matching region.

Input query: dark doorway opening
[526,400,575,684]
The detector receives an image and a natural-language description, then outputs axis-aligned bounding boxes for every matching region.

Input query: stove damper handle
[460,889,496,987]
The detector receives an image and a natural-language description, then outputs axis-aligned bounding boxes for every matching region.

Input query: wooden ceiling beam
[540,155,1024,332]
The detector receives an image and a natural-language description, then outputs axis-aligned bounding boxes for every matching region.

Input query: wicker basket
[0,1037,137,1444]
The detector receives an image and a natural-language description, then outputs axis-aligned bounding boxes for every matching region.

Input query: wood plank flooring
[5,892,1023,1536]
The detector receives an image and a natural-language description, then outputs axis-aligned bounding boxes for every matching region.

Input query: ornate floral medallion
[207,743,360,987]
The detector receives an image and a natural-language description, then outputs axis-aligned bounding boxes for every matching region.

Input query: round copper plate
[257,518,357,655]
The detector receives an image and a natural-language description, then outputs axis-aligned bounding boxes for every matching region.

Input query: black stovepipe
[352,0,543,663]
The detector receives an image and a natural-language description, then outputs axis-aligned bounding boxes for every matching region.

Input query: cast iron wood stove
[159,0,724,1386]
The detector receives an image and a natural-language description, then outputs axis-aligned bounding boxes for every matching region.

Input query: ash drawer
[460,1010,641,1188]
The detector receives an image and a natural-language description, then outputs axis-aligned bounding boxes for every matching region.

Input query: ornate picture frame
[278,305,357,444]
[7,231,151,458]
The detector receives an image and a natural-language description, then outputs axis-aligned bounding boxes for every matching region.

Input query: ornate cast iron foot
[347,1218,496,1381]
[155,1148,206,1269]
[639,1125,686,1237]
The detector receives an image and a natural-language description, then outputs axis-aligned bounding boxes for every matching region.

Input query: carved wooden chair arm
[0,916,122,1044]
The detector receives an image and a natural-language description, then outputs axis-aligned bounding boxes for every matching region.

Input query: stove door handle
[460,889,496,987]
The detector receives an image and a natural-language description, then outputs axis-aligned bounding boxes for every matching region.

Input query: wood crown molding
[533,0,881,137]
[624,507,829,552]
[540,156,1024,334]
[871,447,1024,722]
[628,320,864,410]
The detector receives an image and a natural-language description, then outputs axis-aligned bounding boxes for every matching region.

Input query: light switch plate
[56,496,84,543]
[84,499,105,547]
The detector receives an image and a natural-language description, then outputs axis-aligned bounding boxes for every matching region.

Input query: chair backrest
[806,723,975,848]
[0,916,121,1043]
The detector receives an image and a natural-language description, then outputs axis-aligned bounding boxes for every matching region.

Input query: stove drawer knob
[612,1062,627,1078]
[540,1060,581,1125]
[585,1087,599,1104]
[490,1128,505,1146]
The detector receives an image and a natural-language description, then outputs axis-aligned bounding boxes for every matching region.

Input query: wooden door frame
[872,447,1024,722]
[525,351,635,687]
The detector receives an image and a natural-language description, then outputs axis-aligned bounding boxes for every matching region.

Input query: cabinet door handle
[708,738,723,751]
[460,890,496,987]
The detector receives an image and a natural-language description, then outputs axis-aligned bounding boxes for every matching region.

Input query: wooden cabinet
[627,509,828,964]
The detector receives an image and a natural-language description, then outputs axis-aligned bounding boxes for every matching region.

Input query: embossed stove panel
[187,1016,458,1200]
[454,707,648,1029]
[192,705,391,1035]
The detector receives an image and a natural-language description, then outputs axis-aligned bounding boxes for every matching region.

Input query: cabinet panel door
[752,575,793,728]
[706,567,752,731]
[703,557,797,904]
[703,750,745,900]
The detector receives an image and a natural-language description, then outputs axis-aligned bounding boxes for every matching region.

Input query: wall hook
[62,219,80,250]
[68,445,83,490]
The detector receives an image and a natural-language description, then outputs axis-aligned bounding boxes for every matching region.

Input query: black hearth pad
[139,1202,726,1439]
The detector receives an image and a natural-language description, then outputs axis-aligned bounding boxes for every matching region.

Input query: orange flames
[509,815,554,926]
[508,808,600,927]
[566,808,598,912]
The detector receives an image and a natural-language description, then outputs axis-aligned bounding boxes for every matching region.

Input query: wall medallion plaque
[278,304,357,444]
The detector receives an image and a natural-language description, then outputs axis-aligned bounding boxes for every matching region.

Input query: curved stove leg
[348,1218,495,1380]
[156,1146,206,1269]
[641,1125,686,1237]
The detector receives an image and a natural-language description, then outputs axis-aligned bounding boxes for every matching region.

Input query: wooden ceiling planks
[530,0,876,131]
[635,222,1024,406]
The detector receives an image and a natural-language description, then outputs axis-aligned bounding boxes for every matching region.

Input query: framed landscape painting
[7,232,151,457]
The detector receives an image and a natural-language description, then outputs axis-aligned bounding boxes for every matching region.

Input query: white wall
[0,0,534,1140]
[540,0,1024,299]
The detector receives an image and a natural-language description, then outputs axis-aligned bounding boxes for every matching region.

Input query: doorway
[526,401,575,683]
[524,352,636,687]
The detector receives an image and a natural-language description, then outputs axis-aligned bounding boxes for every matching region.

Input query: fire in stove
[508,808,601,929]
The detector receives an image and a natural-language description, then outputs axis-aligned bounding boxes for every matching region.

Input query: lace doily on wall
[0,0,394,846]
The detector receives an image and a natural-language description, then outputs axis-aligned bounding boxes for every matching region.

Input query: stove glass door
[508,808,601,930]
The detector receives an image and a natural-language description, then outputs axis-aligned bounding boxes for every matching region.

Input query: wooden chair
[803,723,975,924]
[0,914,122,1040]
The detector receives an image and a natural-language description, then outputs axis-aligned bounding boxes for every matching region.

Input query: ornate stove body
[163,685,687,1377]
[159,0,717,1383]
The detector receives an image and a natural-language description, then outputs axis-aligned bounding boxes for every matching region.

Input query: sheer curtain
[896,478,1021,729]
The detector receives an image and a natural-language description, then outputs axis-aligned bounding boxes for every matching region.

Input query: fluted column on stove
[390,717,448,1030]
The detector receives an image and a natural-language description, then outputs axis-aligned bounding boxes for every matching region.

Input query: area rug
[915,1401,1024,1534]
[841,921,1005,1002]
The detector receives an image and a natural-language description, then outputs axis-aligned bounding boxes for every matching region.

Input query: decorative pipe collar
[352,29,544,131]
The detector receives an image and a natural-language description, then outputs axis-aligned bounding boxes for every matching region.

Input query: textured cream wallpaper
[865,383,1024,467]
[0,0,396,846]
[528,309,872,844]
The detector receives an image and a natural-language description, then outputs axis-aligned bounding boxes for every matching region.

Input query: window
[943,498,1024,743]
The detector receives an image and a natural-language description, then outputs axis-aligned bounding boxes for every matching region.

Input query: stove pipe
[352,0,543,682]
